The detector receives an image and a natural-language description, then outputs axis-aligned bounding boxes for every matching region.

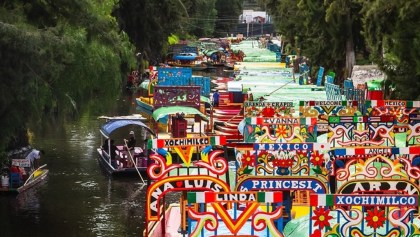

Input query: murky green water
[0,94,149,237]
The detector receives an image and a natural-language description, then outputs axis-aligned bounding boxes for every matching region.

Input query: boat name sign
[237,178,326,194]
[149,136,226,148]
[244,101,294,107]
[335,194,418,206]
[147,176,230,221]
[302,101,351,106]
[254,143,329,151]
[339,180,419,194]
[12,159,31,168]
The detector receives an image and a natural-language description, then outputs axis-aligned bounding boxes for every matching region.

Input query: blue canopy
[100,120,155,138]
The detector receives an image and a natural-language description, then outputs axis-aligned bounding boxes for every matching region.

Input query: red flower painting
[273,158,294,167]
[241,151,255,167]
[310,151,324,166]
[365,207,386,230]
[272,158,282,167]
[311,207,333,229]
[275,125,288,138]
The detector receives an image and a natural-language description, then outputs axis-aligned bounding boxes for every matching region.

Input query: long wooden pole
[124,140,146,185]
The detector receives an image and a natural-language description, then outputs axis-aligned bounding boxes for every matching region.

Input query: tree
[113,0,188,67]
[261,0,366,83]
[214,0,242,37]
[185,0,217,37]
[0,0,136,151]
[361,0,420,99]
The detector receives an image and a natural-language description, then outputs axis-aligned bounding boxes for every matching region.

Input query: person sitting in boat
[102,139,119,169]
[124,131,136,167]
[101,138,109,150]
[25,149,45,171]
[109,139,119,169]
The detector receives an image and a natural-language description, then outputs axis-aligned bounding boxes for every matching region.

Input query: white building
[239,10,271,24]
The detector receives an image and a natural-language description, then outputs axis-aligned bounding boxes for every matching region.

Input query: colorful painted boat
[142,38,420,237]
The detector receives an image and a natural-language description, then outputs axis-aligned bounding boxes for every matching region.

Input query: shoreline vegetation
[1,0,419,156]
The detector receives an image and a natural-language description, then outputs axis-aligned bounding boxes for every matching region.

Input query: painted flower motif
[388,107,403,120]
[365,207,386,230]
[311,207,333,229]
[272,158,282,167]
[273,158,294,167]
[257,151,271,162]
[310,151,324,166]
[285,158,294,167]
[310,229,321,237]
[275,125,288,138]
[296,150,308,158]
[241,151,255,167]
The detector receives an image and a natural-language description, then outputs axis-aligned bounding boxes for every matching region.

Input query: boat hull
[0,165,49,194]
[97,148,147,177]
[17,168,49,193]
[135,98,153,114]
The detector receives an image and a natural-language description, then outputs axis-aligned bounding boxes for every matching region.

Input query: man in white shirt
[25,149,45,169]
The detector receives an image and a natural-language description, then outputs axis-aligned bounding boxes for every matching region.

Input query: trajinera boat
[142,38,420,237]
[97,115,155,177]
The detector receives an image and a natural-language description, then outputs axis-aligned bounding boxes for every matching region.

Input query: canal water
[0,93,150,237]
[0,69,227,237]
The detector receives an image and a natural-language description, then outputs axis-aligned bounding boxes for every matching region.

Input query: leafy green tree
[214,0,242,37]
[113,0,187,68]
[186,0,217,37]
[361,0,420,99]
[262,0,366,83]
[0,0,136,152]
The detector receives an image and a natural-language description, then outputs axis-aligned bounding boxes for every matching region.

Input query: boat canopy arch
[100,120,155,139]
[152,106,207,122]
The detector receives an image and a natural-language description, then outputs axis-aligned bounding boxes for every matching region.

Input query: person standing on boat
[25,149,45,170]
[125,131,136,167]
[212,90,220,107]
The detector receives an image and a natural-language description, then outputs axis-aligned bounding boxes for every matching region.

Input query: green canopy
[152,106,207,121]
[200,96,211,104]
[204,50,218,56]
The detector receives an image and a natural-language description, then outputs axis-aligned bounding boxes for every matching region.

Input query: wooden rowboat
[17,164,49,193]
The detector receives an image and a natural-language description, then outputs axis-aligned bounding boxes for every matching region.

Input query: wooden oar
[264,80,295,96]
[124,140,146,185]
[23,164,47,186]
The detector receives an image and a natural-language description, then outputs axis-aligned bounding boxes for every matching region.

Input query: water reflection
[1,95,148,237]
[1,68,229,237]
